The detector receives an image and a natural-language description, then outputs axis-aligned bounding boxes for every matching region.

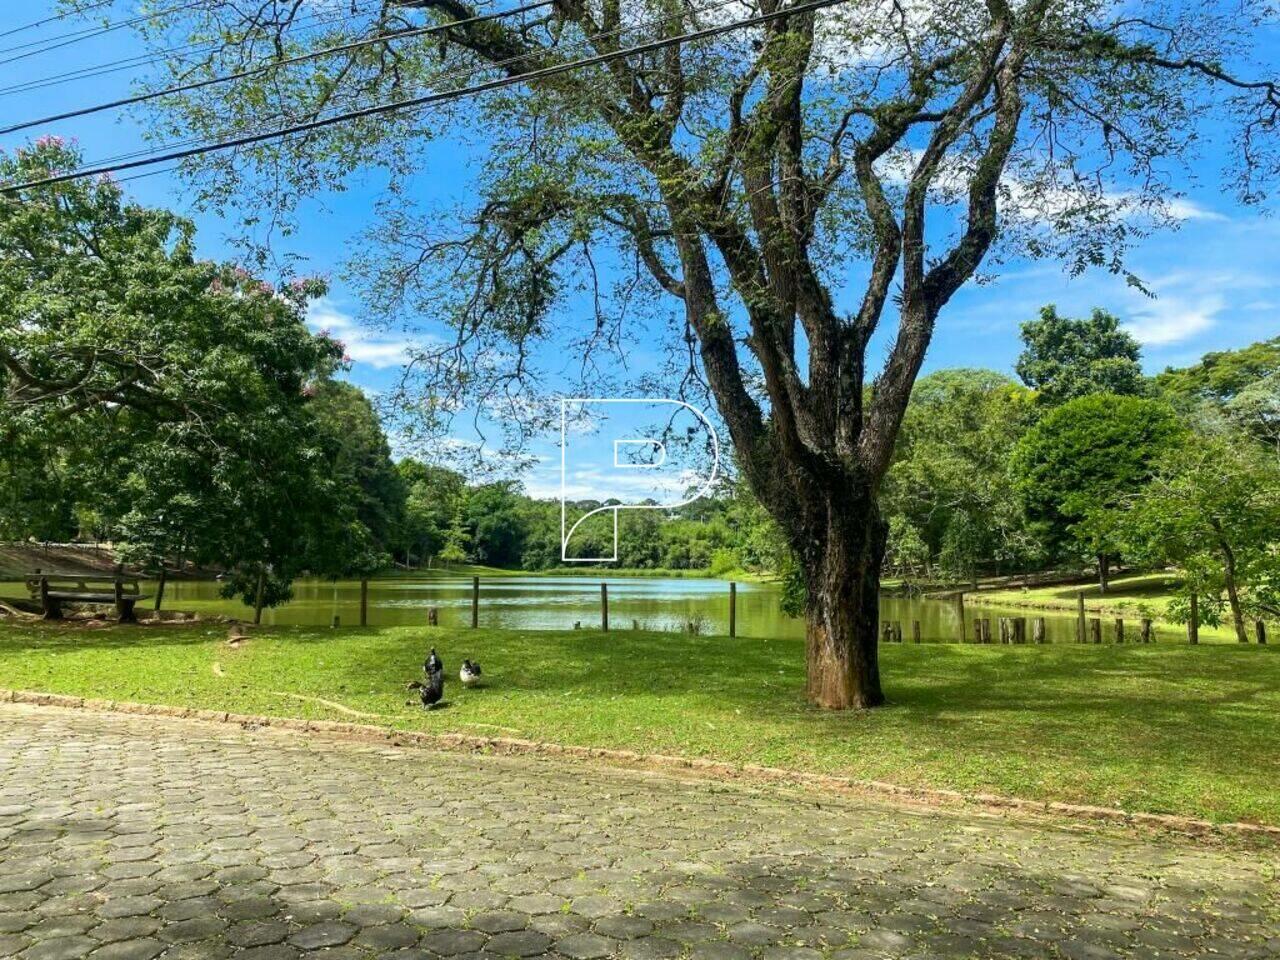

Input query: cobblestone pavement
[0,705,1277,960]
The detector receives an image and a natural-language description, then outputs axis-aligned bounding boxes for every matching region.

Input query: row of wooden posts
[317,578,1267,644]
[323,577,743,634]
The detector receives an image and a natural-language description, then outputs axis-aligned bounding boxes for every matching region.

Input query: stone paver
[0,704,1278,960]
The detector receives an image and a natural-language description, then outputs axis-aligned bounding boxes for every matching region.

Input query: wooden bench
[25,574,151,623]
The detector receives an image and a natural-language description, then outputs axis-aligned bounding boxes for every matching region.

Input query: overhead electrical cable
[0,1,223,65]
[2,0,848,195]
[0,7,368,98]
[0,0,556,135]
[0,1,116,41]
[27,0,722,171]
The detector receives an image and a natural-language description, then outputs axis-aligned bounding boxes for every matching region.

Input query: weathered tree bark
[1097,554,1109,594]
[802,498,887,709]
[1218,534,1248,643]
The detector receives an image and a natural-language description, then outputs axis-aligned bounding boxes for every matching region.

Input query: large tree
[882,369,1040,581]
[0,140,374,605]
[100,0,1278,706]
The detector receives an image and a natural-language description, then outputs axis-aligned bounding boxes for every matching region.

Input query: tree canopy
[0,140,389,605]
[1010,393,1184,587]
[1016,306,1144,405]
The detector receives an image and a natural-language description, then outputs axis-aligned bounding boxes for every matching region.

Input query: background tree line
[3,142,1277,627]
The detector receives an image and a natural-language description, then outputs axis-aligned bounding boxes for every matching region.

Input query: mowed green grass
[1,621,1277,825]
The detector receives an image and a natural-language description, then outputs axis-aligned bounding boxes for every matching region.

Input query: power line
[0,1,227,66]
[35,0,716,171]
[0,0,556,135]
[0,1,116,41]
[0,7,364,99]
[2,0,845,195]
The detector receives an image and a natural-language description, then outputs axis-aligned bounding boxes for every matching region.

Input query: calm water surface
[0,574,1176,642]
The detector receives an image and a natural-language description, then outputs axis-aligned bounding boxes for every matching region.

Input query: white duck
[459,659,483,688]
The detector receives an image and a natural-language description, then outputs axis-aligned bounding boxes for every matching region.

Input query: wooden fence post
[1013,617,1026,644]
[360,578,369,627]
[1089,618,1102,644]
[253,568,266,626]
[912,620,921,643]
[981,618,992,643]
[1032,617,1046,644]
[1256,620,1267,645]
[882,621,893,644]
[331,615,340,628]
[601,582,609,632]
[1076,591,1086,643]
[154,568,167,612]
[427,607,439,627]
[1140,618,1153,643]
[471,576,480,628]
[956,593,966,643]
[972,618,982,644]
[1114,618,1124,644]
[893,621,903,643]
[729,582,737,638]
[1188,593,1199,645]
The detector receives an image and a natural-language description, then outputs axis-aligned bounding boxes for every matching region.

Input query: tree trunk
[1097,554,1109,594]
[802,498,887,710]
[1220,539,1248,644]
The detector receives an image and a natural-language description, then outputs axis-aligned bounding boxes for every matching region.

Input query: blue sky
[2,3,1277,497]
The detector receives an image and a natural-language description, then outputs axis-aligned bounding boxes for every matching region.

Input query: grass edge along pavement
[1,620,1279,827]
[4,691,1279,845]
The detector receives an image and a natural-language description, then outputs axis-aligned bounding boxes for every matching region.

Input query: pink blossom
[302,384,318,398]
[341,353,353,366]
[34,134,65,149]
[257,281,274,295]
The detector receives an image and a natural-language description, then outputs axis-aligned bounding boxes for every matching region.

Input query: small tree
[1016,306,1144,405]
[1119,432,1280,642]
[1011,394,1183,591]
[438,501,471,566]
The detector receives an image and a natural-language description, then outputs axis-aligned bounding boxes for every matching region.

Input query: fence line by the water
[120,573,1270,644]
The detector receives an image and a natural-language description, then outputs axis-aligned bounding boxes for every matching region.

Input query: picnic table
[25,573,150,623]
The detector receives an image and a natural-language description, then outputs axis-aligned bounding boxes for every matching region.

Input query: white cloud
[1123,293,1224,346]
[305,297,421,369]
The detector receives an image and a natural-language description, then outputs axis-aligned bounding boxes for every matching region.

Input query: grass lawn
[1,620,1277,826]
[979,572,1256,643]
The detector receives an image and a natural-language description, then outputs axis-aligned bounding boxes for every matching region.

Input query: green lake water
[2,574,1193,643]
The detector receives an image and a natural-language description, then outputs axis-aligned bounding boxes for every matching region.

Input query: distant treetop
[1155,336,1280,402]
[1016,306,1144,406]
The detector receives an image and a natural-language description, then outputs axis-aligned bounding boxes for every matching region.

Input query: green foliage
[399,460,467,563]
[308,381,405,559]
[882,369,1042,578]
[1155,336,1280,403]
[1010,394,1184,564]
[1117,430,1280,633]
[464,482,527,567]
[1016,306,1144,405]
[0,140,381,604]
